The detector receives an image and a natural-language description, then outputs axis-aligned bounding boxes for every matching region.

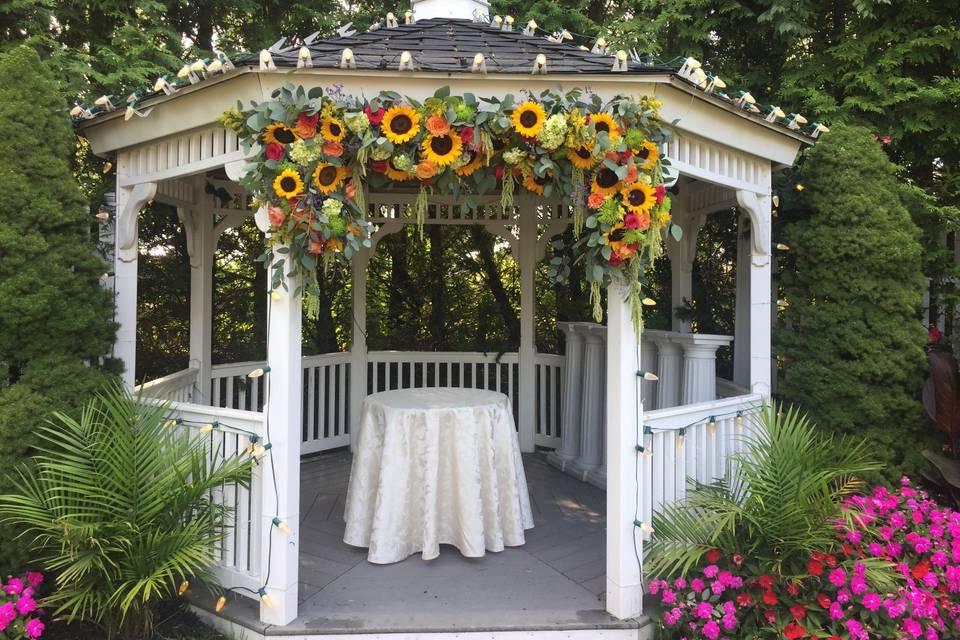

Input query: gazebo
[76,1,811,637]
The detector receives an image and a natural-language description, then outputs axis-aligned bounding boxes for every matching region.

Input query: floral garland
[219,83,678,335]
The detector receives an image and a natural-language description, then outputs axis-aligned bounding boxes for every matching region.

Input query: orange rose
[344,182,357,201]
[322,141,344,157]
[268,205,286,227]
[624,165,639,184]
[307,239,324,254]
[416,160,438,180]
[605,151,620,162]
[425,115,451,136]
[326,238,344,252]
[587,191,605,209]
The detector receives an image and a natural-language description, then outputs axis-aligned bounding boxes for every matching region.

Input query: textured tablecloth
[343,388,534,564]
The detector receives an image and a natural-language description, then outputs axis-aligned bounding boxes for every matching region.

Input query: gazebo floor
[194,450,653,637]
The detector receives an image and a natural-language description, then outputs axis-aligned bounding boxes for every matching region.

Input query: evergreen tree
[0,46,117,571]
[776,124,932,479]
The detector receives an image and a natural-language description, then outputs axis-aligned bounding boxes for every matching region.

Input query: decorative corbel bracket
[665,205,706,275]
[176,207,201,267]
[735,189,772,265]
[116,182,158,262]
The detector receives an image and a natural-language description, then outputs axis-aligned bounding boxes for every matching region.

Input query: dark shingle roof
[244,17,673,75]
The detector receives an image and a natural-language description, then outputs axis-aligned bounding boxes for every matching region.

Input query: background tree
[777,124,932,478]
[0,45,118,572]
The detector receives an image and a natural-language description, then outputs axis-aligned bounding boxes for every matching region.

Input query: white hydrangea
[344,112,370,134]
[322,198,343,218]
[503,148,526,165]
[288,140,322,165]
[393,153,414,171]
[537,114,567,150]
[371,144,393,160]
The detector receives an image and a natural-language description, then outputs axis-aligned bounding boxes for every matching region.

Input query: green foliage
[0,383,252,640]
[646,404,881,578]
[777,124,931,479]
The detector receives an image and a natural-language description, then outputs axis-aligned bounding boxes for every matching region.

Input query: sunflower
[264,122,298,145]
[589,112,621,142]
[567,145,597,170]
[421,132,463,167]
[384,158,413,182]
[511,101,546,137]
[313,163,347,194]
[381,105,422,144]
[320,117,346,143]
[522,171,550,195]
[454,151,484,177]
[273,169,304,199]
[635,140,660,170]
[592,167,621,196]
[621,182,656,215]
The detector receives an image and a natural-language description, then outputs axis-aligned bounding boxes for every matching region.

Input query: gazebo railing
[137,367,199,403]
[199,351,564,453]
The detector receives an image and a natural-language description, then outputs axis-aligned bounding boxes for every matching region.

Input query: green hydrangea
[321,198,343,218]
[393,153,414,171]
[326,213,345,236]
[503,148,526,165]
[537,114,567,150]
[344,112,370,134]
[288,140,322,165]
[450,153,470,170]
[371,144,392,160]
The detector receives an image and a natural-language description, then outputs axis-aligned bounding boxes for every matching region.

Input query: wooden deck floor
[202,450,645,635]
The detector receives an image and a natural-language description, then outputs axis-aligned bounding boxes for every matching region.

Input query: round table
[343,388,534,564]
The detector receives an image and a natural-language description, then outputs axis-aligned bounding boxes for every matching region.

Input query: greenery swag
[219,83,678,334]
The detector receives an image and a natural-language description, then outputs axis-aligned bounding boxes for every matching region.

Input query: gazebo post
[260,249,302,625]
[665,192,704,334]
[735,190,773,396]
[113,180,157,388]
[604,282,643,619]
[517,200,537,453]
[182,178,214,401]
[733,212,752,388]
[349,249,370,447]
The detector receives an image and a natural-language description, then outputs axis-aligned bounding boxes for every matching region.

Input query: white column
[182,198,214,402]
[733,213,751,388]
[517,200,537,452]
[665,194,704,333]
[587,325,608,490]
[113,181,157,388]
[349,251,369,447]
[649,333,682,409]
[736,190,773,396]
[548,322,585,471]
[605,282,643,619]
[571,326,605,479]
[677,334,733,405]
[260,248,302,625]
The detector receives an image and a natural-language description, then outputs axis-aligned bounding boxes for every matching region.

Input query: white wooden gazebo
[77,1,810,637]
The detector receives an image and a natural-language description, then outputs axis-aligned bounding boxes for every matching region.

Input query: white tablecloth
[343,388,534,564]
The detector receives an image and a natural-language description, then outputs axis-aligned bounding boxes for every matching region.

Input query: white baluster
[571,325,606,480]
[548,322,586,472]
[678,334,733,405]
[651,333,682,409]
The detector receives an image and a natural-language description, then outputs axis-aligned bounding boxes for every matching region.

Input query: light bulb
[95,211,110,221]
[708,417,716,436]
[258,587,272,608]
[637,369,659,381]
[248,366,270,378]
[272,517,291,534]
[178,580,189,596]
[634,520,654,534]
[776,243,790,251]
[215,596,226,613]
[199,421,218,433]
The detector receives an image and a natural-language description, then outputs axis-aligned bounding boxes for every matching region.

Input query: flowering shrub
[649,478,960,639]
[219,83,677,334]
[0,572,45,639]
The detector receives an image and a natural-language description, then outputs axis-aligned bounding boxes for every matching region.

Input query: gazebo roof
[249,17,674,76]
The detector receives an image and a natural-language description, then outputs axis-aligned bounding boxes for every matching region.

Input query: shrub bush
[0,383,251,640]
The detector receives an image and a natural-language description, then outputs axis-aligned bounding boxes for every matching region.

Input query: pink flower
[3,578,23,595]
[903,617,922,638]
[264,142,284,161]
[16,596,36,615]
[25,618,44,639]
[24,573,42,588]
[721,613,737,630]
[702,564,719,578]
[702,619,720,639]
[690,578,705,592]
[661,589,676,605]
[623,213,642,229]
[459,126,475,145]
[655,184,666,204]
[664,607,682,625]
[863,592,881,611]
[267,205,285,228]
[364,105,385,126]
[0,603,14,631]
[829,601,845,620]
[828,567,847,587]
[694,601,713,619]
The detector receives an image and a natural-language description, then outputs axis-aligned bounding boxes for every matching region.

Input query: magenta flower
[903,617,922,639]
[25,618,44,639]
[16,596,36,615]
[829,601,845,620]
[702,619,720,639]
[3,578,23,595]
[828,567,847,587]
[863,592,881,611]
[661,588,676,605]
[24,572,42,588]
[694,601,713,619]
[702,564,719,578]
[0,603,14,631]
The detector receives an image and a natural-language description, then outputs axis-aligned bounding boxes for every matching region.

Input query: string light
[735,411,744,430]
[215,596,227,613]
[178,580,190,596]
[272,517,291,534]
[297,47,313,69]
[708,416,717,436]
[340,48,355,70]
[164,418,183,428]
[636,369,659,381]
[385,12,398,28]
[633,520,655,534]
[532,53,547,75]
[642,297,656,306]
[248,366,270,378]
[523,19,537,36]
[635,443,653,457]
[199,420,219,433]
[775,243,790,251]
[794,183,805,192]
[258,587,273,608]
[95,211,110,221]
[676,428,686,448]
[471,53,487,74]
[399,51,414,71]
[772,195,780,207]
[612,50,629,73]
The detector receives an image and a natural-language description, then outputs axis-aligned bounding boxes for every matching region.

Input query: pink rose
[267,205,285,228]
[265,142,284,161]
[25,618,44,639]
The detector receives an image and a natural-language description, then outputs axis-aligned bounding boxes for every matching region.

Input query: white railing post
[650,332,682,409]
[571,326,605,480]
[736,190,773,397]
[733,212,752,388]
[605,282,643,619]
[259,250,301,625]
[183,179,214,402]
[548,323,586,471]
[677,334,734,405]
